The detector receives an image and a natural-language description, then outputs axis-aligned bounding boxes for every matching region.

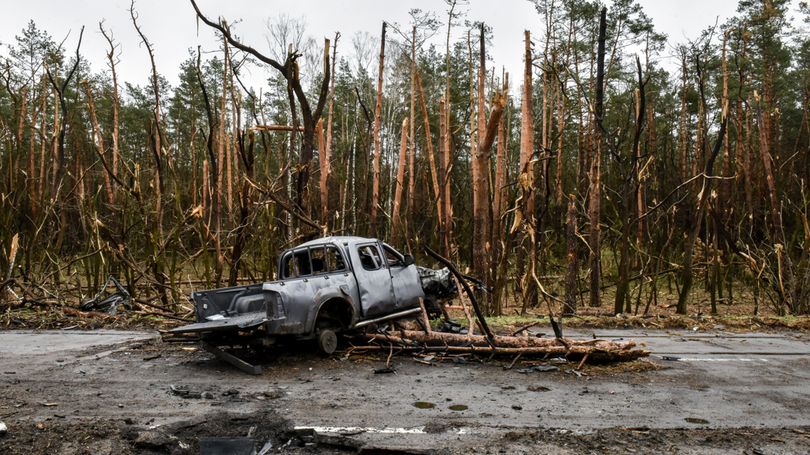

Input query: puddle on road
[448,404,468,411]
[685,418,710,424]
[413,401,436,409]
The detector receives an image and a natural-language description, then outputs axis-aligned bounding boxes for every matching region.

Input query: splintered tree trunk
[720,29,732,225]
[564,194,578,315]
[443,1,456,257]
[408,26,416,246]
[370,21,386,238]
[589,8,607,308]
[219,34,228,225]
[539,14,552,280]
[316,118,327,228]
[444,110,453,256]
[227,131,234,227]
[324,34,338,229]
[391,118,408,244]
[473,23,489,289]
[679,48,688,184]
[83,83,114,207]
[491,74,509,315]
[475,94,506,300]
[416,73,441,220]
[100,24,121,205]
[755,96,797,312]
[439,97,451,257]
[557,15,573,227]
[519,30,536,315]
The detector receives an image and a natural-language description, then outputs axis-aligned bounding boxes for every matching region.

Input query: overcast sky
[0,0,784,95]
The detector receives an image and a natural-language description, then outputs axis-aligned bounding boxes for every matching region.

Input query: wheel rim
[319,330,337,354]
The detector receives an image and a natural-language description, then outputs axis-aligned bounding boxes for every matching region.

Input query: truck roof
[294,236,380,250]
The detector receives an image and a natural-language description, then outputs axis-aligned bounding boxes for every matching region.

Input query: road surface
[0,327,808,454]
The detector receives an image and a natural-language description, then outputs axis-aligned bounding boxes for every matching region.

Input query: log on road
[356,330,649,363]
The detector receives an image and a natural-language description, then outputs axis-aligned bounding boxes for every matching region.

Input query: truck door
[383,243,424,309]
[352,242,396,317]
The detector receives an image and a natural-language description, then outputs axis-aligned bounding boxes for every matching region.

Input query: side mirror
[403,254,415,267]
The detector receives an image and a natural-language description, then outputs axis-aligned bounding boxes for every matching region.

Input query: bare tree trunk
[226,131,234,227]
[132,4,170,303]
[615,59,646,315]
[46,28,83,259]
[538,7,554,280]
[48,67,59,196]
[324,33,339,228]
[556,64,567,223]
[557,13,573,223]
[100,23,120,208]
[316,118,327,229]
[588,8,606,308]
[83,82,114,207]
[564,194,577,315]
[15,86,27,204]
[218,34,229,227]
[416,72,441,218]
[575,25,587,197]
[719,29,733,224]
[37,77,48,205]
[391,118,409,245]
[473,23,489,289]
[755,95,797,312]
[408,26,417,247]
[469,32,477,236]
[370,21,386,238]
[443,1,456,258]
[679,48,688,184]
[27,87,38,214]
[519,30,536,315]
[676,57,728,315]
[491,74,509,315]
[439,96,451,257]
[474,94,505,309]
[196,49,220,290]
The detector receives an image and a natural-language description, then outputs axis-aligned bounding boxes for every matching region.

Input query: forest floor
[2,279,809,334]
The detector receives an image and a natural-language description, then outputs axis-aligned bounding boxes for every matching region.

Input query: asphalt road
[0,327,808,453]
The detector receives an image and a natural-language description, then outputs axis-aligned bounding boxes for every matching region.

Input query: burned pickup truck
[169,236,434,372]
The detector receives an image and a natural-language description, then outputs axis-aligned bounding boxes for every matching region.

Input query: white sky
[0,0,784,95]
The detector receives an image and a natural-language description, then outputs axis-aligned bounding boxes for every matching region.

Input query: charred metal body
[169,237,426,368]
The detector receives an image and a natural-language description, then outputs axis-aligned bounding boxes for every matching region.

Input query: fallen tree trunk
[354,330,648,363]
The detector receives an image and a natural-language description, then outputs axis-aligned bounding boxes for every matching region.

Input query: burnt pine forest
[1,0,809,320]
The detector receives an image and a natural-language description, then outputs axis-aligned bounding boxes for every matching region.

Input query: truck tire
[317,329,338,354]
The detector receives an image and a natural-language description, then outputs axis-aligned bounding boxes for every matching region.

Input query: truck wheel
[317,329,338,355]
